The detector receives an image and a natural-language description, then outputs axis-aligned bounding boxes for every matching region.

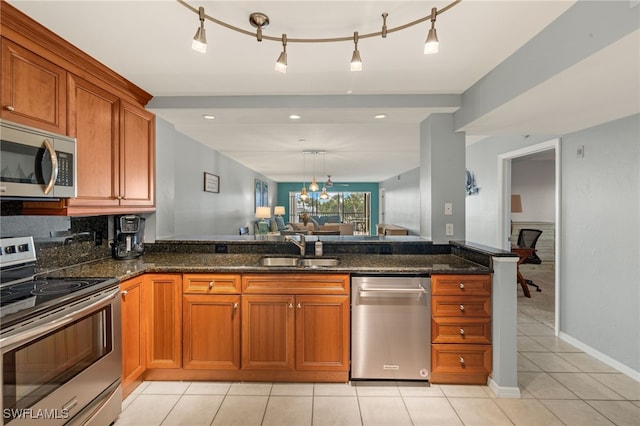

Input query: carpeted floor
[517,266,555,328]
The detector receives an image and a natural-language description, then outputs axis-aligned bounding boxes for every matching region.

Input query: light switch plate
[444,203,453,215]
[446,224,454,236]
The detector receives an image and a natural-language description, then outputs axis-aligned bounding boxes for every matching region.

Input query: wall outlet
[446,224,454,236]
[444,202,453,215]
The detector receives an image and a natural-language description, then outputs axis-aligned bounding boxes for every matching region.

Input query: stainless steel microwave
[0,119,76,199]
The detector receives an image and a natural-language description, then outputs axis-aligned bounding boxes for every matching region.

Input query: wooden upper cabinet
[119,101,154,207]
[66,73,120,207]
[0,39,66,133]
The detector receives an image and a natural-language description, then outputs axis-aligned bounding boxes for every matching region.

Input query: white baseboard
[559,332,640,382]
[487,379,521,398]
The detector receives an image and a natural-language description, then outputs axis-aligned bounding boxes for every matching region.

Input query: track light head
[192,6,207,53]
[350,32,362,72]
[424,7,439,54]
[274,34,287,73]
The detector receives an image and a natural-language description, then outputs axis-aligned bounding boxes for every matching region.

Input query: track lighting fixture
[179,0,461,70]
[424,7,439,54]
[350,32,362,72]
[274,34,287,73]
[191,6,207,53]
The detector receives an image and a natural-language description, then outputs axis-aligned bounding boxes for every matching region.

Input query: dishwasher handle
[358,286,427,294]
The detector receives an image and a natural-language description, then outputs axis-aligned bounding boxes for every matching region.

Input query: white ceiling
[9,0,639,183]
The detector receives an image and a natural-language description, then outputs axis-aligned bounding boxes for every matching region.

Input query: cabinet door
[242,295,294,370]
[0,39,66,133]
[295,295,350,371]
[120,277,145,394]
[145,274,182,369]
[183,295,240,370]
[119,101,155,207]
[66,74,120,207]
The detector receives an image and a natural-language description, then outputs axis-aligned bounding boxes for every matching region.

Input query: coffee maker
[113,215,145,260]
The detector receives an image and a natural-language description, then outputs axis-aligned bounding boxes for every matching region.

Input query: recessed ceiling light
[375,114,387,119]
[202,114,215,120]
[289,114,302,120]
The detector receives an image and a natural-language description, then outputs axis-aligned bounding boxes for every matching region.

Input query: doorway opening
[498,138,561,335]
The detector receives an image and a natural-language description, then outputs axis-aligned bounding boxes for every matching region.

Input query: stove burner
[31,281,85,295]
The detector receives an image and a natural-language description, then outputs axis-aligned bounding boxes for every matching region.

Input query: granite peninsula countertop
[43,252,491,282]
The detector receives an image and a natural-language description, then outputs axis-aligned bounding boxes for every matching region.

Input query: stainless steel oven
[0,237,121,426]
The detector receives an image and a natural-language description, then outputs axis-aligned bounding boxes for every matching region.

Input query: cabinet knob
[288,303,293,308]
[208,281,214,289]
[121,290,128,297]
[233,303,238,309]
[459,304,465,311]
[297,303,302,309]
[459,357,465,365]
[5,105,15,111]
[459,328,465,335]
[459,282,465,289]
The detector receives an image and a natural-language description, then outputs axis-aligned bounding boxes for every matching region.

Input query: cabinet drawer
[432,296,490,317]
[431,274,491,296]
[431,344,491,376]
[432,317,491,344]
[183,274,241,294]
[242,274,349,295]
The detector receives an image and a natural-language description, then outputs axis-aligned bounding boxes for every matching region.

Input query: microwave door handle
[42,138,58,195]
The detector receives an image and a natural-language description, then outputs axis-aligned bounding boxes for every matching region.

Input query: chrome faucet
[285,234,306,256]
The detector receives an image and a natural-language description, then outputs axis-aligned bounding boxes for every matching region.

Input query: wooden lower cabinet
[120,276,145,398]
[145,274,182,369]
[431,274,492,385]
[295,295,350,371]
[183,294,241,370]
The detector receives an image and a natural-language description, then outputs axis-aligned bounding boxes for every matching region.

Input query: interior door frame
[498,138,561,335]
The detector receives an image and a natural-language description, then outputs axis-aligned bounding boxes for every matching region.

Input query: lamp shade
[255,206,271,219]
[274,206,285,216]
[511,194,523,213]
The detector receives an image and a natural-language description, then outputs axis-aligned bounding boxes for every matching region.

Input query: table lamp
[255,206,271,235]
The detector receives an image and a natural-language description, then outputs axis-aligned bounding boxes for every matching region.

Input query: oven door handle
[0,288,119,352]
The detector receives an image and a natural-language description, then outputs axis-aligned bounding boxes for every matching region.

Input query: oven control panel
[0,236,36,267]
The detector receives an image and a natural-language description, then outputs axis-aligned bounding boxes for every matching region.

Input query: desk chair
[517,228,543,292]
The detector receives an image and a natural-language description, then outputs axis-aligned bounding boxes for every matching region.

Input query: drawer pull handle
[459,304,465,311]
[208,281,214,289]
[459,328,465,335]
[459,357,465,365]
[5,105,15,111]
[459,282,465,289]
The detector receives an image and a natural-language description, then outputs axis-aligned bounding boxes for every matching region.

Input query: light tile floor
[115,311,640,425]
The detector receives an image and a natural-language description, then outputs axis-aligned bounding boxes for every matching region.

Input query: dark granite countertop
[42,253,491,282]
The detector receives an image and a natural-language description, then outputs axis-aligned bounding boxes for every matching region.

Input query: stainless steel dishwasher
[351,275,431,381]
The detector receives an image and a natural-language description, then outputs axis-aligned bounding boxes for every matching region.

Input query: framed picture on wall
[261,182,269,207]
[203,172,219,193]
[255,179,262,209]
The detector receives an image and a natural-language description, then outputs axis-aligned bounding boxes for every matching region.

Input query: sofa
[287,221,353,235]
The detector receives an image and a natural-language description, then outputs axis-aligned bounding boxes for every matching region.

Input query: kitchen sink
[299,257,340,267]
[259,256,300,267]
[259,256,340,268]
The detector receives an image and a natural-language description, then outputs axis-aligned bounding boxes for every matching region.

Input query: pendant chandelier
[179,0,462,73]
